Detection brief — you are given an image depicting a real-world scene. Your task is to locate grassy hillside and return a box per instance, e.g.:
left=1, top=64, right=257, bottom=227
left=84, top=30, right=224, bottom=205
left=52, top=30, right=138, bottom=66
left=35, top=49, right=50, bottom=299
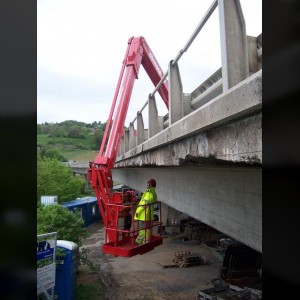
left=62, top=149, right=99, bottom=162
left=37, top=134, right=99, bottom=162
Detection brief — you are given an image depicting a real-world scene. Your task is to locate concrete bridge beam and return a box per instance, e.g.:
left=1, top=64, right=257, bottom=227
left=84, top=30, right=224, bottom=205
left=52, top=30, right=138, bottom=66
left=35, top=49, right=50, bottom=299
left=112, top=166, right=262, bottom=253
left=169, top=60, right=183, bottom=125
left=137, top=111, right=145, bottom=145
left=158, top=116, right=164, bottom=133
left=144, top=129, right=148, bottom=142
left=119, top=135, right=125, bottom=156
left=129, top=123, right=136, bottom=149
left=124, top=129, right=129, bottom=153
left=148, top=94, right=159, bottom=138
left=247, top=35, right=260, bottom=74
left=218, top=0, right=249, bottom=91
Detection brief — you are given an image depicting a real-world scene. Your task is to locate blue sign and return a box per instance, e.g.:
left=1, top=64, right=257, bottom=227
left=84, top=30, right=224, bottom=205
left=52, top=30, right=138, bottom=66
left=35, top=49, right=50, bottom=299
left=37, top=248, right=54, bottom=260
left=37, top=240, right=55, bottom=261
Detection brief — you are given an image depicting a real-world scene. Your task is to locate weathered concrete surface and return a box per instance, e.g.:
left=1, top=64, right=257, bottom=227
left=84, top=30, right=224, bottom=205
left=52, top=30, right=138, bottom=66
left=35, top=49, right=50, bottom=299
left=115, top=70, right=262, bottom=168
left=112, top=166, right=262, bottom=253
left=115, top=112, right=261, bottom=167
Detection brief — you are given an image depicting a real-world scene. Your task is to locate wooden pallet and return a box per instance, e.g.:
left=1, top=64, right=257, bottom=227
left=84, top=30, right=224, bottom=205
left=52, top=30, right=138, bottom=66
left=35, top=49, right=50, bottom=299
left=158, top=250, right=207, bottom=268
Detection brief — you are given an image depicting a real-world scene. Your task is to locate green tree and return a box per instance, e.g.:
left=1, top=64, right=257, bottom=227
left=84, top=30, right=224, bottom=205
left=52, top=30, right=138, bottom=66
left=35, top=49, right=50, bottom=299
left=37, top=204, right=87, bottom=246
left=40, top=146, right=68, bottom=162
left=37, top=124, right=42, bottom=134
left=37, top=156, right=85, bottom=203
left=94, top=128, right=104, bottom=150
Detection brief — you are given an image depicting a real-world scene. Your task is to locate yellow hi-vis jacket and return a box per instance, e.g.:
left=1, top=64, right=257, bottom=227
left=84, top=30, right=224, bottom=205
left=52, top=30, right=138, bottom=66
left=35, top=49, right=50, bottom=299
left=134, top=187, right=157, bottom=221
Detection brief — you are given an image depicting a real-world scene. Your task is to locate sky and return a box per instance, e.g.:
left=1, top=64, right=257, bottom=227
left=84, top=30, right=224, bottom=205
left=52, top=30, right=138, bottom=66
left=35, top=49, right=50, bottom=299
left=37, top=0, right=261, bottom=126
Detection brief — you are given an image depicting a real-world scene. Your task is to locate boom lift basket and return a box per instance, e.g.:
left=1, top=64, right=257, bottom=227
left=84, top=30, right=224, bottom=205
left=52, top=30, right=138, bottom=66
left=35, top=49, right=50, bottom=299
left=103, top=191, right=163, bottom=257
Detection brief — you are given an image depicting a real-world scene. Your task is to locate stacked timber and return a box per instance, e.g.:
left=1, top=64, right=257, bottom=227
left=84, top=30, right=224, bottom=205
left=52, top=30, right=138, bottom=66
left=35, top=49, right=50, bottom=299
left=158, top=250, right=207, bottom=268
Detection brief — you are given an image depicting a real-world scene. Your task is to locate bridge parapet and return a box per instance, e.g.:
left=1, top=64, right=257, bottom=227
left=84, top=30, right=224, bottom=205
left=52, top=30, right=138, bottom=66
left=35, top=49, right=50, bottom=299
left=116, top=70, right=261, bottom=168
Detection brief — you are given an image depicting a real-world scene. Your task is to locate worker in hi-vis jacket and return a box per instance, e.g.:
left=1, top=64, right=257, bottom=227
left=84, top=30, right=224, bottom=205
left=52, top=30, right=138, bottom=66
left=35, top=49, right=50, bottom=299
left=134, top=179, right=157, bottom=245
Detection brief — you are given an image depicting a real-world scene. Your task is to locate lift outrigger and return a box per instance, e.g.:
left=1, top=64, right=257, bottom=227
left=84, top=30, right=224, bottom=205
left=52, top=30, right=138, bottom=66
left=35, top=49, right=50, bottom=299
left=87, top=37, right=168, bottom=257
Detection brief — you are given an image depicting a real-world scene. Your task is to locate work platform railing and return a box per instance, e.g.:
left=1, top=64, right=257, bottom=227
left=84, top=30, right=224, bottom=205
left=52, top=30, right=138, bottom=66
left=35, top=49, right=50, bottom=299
left=103, top=199, right=163, bottom=257
left=117, top=0, right=262, bottom=158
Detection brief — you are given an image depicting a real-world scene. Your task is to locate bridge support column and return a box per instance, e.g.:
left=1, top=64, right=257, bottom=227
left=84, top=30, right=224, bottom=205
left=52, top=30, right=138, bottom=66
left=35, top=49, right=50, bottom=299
left=169, top=60, right=183, bottom=125
left=183, top=93, right=193, bottom=116
left=137, top=111, right=145, bottom=145
left=83, top=173, right=90, bottom=189
left=247, top=35, right=260, bottom=74
left=129, top=123, right=136, bottom=149
left=148, top=94, right=158, bottom=138
left=218, top=0, right=249, bottom=90
left=119, top=135, right=125, bottom=155
left=144, top=129, right=148, bottom=141
left=158, top=116, right=164, bottom=132
left=124, top=129, right=129, bottom=153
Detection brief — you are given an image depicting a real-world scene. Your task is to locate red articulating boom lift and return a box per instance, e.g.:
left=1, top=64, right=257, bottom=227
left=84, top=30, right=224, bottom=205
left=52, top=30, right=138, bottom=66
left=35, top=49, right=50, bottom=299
left=87, top=36, right=169, bottom=257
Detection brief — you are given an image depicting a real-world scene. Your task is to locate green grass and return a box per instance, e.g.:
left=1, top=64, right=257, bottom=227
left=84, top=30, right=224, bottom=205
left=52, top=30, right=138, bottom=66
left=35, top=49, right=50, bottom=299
left=37, top=134, right=99, bottom=162
left=37, top=134, right=95, bottom=149
left=37, top=134, right=50, bottom=145
left=76, top=282, right=104, bottom=300
left=60, top=149, right=98, bottom=162
left=76, top=264, right=105, bottom=299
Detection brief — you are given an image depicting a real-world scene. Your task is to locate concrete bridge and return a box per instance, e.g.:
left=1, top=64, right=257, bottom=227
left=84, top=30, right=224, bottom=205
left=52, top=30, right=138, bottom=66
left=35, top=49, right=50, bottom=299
left=71, top=0, right=262, bottom=253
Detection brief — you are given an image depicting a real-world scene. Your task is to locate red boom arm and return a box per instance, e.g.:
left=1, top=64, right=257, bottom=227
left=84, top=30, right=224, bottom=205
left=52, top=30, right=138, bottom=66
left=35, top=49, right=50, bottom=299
left=88, top=37, right=168, bottom=244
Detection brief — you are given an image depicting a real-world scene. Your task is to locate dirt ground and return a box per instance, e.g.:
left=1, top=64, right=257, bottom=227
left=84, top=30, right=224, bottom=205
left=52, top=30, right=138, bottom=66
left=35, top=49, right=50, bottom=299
left=79, top=220, right=224, bottom=300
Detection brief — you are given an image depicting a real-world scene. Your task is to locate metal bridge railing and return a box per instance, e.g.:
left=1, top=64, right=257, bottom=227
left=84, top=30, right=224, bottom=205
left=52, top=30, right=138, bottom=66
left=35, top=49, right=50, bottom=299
left=131, top=0, right=218, bottom=124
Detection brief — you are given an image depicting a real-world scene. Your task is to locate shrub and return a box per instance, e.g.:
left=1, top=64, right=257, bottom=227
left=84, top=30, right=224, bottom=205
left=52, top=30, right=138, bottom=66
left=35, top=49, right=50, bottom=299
left=37, top=204, right=87, bottom=247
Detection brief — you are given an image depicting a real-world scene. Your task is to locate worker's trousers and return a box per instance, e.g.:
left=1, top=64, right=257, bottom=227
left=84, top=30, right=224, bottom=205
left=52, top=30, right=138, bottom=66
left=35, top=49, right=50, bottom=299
left=135, top=221, right=152, bottom=244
